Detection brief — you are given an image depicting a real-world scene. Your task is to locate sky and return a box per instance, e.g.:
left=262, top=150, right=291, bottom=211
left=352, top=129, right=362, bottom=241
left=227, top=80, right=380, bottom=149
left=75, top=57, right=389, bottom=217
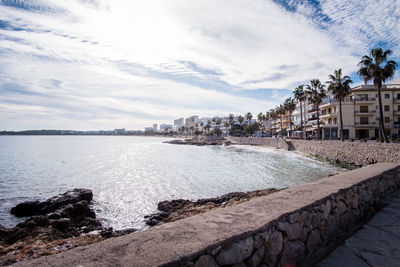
left=0, top=0, right=399, bottom=130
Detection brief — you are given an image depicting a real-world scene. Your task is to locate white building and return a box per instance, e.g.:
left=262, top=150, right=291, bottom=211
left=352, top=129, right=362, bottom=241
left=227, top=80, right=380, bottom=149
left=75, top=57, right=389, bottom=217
left=152, top=124, right=158, bottom=131
left=185, top=116, right=199, bottom=127
left=160, top=124, right=173, bottom=132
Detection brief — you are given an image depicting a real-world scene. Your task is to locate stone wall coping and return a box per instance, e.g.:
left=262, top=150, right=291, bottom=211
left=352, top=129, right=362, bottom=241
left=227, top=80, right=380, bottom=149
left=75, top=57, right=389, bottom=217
left=14, top=163, right=400, bottom=267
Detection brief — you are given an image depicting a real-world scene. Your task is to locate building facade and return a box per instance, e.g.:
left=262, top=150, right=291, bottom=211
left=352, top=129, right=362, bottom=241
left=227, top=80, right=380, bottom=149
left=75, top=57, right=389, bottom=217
left=318, top=83, right=400, bottom=140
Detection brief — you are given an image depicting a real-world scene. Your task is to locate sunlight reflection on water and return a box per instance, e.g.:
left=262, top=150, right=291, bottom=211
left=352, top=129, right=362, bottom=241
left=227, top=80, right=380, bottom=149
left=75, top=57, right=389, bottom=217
left=0, top=136, right=345, bottom=230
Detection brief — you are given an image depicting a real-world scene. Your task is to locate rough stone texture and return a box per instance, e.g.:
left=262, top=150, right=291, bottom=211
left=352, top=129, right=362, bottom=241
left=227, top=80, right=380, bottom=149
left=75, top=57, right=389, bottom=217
left=194, top=255, right=219, bottom=267
left=280, top=241, right=306, bottom=265
left=228, top=137, right=400, bottom=166
left=263, top=230, right=283, bottom=266
left=12, top=163, right=400, bottom=267
left=215, top=237, right=253, bottom=265
left=277, top=222, right=302, bottom=240
left=246, top=245, right=264, bottom=267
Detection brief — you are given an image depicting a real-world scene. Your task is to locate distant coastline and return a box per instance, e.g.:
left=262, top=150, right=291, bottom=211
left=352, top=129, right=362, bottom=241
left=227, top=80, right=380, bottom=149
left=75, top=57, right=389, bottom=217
left=0, top=130, right=178, bottom=137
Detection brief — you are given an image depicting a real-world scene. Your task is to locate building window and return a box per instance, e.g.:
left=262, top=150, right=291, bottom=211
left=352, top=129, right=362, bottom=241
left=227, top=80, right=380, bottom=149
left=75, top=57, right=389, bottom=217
left=384, top=94, right=390, bottom=99
left=385, top=117, right=390, bottom=123
left=397, top=94, right=400, bottom=100
left=360, top=117, right=369, bottom=124
left=360, top=106, right=369, bottom=113
left=384, top=105, right=390, bottom=112
left=398, top=105, right=400, bottom=111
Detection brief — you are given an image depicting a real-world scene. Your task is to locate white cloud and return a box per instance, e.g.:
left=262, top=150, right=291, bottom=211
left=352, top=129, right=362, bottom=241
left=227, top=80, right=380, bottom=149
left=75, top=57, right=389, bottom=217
left=0, top=0, right=398, bottom=130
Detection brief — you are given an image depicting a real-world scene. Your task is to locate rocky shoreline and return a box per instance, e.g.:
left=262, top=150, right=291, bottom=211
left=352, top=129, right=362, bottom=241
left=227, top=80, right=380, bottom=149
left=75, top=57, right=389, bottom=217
left=144, top=188, right=282, bottom=226
left=0, top=189, right=135, bottom=266
left=163, top=136, right=231, bottom=146
left=0, top=187, right=282, bottom=265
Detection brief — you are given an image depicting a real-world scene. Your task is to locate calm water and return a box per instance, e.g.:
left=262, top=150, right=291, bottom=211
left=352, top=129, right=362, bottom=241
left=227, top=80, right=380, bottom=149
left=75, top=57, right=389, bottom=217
left=0, top=136, right=345, bottom=230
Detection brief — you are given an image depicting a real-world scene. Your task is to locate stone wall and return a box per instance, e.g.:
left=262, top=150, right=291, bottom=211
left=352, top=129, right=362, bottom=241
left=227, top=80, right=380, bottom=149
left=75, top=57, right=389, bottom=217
left=228, top=137, right=289, bottom=150
left=16, top=163, right=400, bottom=267
left=229, top=137, right=400, bottom=166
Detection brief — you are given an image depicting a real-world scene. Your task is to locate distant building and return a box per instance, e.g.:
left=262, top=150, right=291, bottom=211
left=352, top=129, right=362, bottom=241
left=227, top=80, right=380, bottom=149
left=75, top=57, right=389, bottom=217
left=152, top=124, right=158, bottom=132
left=185, top=116, right=199, bottom=127
left=174, top=118, right=184, bottom=126
left=144, top=127, right=154, bottom=132
left=174, top=118, right=185, bottom=131
left=113, top=128, right=125, bottom=135
left=160, top=124, right=173, bottom=132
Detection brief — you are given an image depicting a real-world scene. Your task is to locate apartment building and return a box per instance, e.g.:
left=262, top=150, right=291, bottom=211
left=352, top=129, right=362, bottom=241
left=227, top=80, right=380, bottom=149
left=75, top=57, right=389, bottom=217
left=318, top=83, right=400, bottom=140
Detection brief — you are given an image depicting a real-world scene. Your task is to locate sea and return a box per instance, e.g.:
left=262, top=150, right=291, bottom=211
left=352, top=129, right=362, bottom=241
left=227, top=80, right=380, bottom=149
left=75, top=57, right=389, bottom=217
left=0, top=136, right=345, bottom=230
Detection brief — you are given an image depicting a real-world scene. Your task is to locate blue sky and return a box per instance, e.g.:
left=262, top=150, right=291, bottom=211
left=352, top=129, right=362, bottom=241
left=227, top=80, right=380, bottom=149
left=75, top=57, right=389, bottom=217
left=0, top=0, right=399, bottom=130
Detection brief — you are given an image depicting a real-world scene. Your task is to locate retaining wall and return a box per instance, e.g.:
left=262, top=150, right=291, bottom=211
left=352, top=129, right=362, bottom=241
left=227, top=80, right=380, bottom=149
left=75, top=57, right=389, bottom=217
left=16, top=163, right=400, bottom=267
left=229, top=137, right=400, bottom=166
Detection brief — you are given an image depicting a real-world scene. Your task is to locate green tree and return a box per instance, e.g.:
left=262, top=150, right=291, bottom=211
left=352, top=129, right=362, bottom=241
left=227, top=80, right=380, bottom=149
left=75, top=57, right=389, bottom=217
left=228, top=114, right=234, bottom=126
left=306, top=79, right=326, bottom=140
left=326, top=69, right=353, bottom=141
left=284, top=97, right=296, bottom=137
left=224, top=122, right=229, bottom=136
left=358, top=48, right=398, bottom=143
left=238, top=115, right=244, bottom=125
left=213, top=127, right=222, bottom=136
left=245, top=112, right=252, bottom=125
left=293, top=85, right=306, bottom=138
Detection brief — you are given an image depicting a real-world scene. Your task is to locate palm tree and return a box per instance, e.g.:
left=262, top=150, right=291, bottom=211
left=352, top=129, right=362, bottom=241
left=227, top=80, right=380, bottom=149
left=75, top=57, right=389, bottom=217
left=326, top=69, right=353, bottom=141
left=284, top=97, right=296, bottom=137
left=277, top=105, right=285, bottom=134
left=238, top=115, right=244, bottom=125
left=357, top=67, right=372, bottom=86
left=293, top=85, right=306, bottom=138
left=245, top=112, right=253, bottom=125
left=228, top=114, right=234, bottom=125
left=268, top=109, right=277, bottom=134
left=306, top=79, right=326, bottom=140
left=224, top=122, right=229, bottom=136
left=257, top=112, right=264, bottom=131
left=358, top=48, right=398, bottom=143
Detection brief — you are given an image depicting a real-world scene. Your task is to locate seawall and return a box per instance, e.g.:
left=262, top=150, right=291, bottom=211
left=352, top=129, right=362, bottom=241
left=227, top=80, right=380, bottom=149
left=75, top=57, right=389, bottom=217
left=229, top=137, right=400, bottom=166
left=14, top=163, right=400, bottom=266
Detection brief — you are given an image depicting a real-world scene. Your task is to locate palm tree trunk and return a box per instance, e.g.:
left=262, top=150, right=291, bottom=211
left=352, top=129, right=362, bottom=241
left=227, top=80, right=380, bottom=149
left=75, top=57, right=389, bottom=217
left=317, top=104, right=320, bottom=140
left=300, top=101, right=303, bottom=132
left=289, top=114, right=292, bottom=137
left=303, top=102, right=307, bottom=140
left=339, top=99, right=344, bottom=141
left=377, top=84, right=389, bottom=143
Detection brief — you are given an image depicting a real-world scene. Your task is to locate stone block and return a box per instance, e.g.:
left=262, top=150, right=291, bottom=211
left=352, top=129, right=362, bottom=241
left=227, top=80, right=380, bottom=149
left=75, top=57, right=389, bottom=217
left=195, top=255, right=219, bottom=267
left=216, top=237, right=253, bottom=266
left=280, top=241, right=306, bottom=265
left=246, top=245, right=265, bottom=267
left=277, top=222, right=302, bottom=240
left=307, top=229, right=321, bottom=251
left=263, top=231, right=283, bottom=266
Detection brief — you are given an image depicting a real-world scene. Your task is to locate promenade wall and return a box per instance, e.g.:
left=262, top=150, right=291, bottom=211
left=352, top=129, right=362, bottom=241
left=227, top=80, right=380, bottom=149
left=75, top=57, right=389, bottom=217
left=229, top=137, right=400, bottom=166
left=16, top=163, right=400, bottom=267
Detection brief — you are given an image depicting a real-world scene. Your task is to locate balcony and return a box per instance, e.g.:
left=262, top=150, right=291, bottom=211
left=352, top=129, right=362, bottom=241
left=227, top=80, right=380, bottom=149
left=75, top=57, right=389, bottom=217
left=354, top=97, right=376, bottom=103
left=320, top=99, right=337, bottom=108
left=320, top=112, right=337, bottom=118
left=355, top=122, right=377, bottom=127
left=395, top=110, right=400, bottom=115
left=355, top=110, right=376, bottom=116
left=394, top=122, right=400, bottom=128
left=394, top=98, right=400, bottom=104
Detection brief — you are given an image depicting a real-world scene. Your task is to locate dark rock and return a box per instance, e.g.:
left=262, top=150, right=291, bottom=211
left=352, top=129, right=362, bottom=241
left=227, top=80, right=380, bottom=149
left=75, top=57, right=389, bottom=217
left=10, top=189, right=93, bottom=217
left=51, top=218, right=71, bottom=231
left=145, top=188, right=281, bottom=226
